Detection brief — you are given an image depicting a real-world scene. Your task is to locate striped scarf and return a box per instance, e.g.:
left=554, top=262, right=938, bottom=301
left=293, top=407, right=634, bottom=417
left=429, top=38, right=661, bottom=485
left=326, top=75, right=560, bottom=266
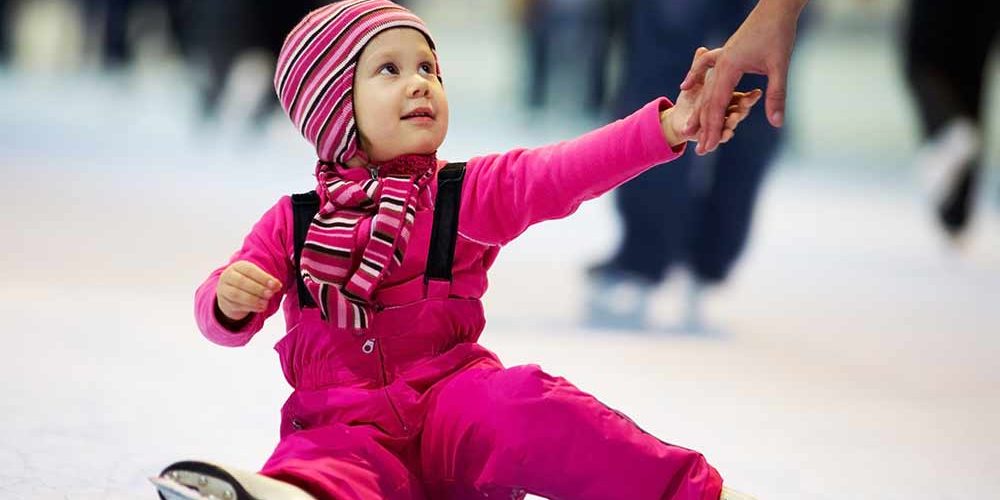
left=300, top=154, right=436, bottom=330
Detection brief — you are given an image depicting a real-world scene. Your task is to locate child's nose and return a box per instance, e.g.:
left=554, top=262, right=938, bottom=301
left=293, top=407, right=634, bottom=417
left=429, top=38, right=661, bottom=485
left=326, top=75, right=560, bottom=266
left=407, top=75, right=430, bottom=97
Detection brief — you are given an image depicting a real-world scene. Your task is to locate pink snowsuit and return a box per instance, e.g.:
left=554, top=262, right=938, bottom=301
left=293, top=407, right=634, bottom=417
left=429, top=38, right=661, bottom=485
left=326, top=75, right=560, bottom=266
left=195, top=99, right=723, bottom=500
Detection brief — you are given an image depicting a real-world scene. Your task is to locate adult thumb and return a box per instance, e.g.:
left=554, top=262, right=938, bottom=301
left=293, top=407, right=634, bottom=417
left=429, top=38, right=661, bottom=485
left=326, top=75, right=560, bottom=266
left=765, top=67, right=788, bottom=128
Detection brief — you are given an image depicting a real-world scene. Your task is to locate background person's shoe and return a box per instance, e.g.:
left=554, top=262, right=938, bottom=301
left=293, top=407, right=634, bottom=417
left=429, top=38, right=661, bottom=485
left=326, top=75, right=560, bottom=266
left=915, top=118, right=981, bottom=238
left=584, top=262, right=654, bottom=330
left=936, top=159, right=979, bottom=239
left=659, top=272, right=728, bottom=337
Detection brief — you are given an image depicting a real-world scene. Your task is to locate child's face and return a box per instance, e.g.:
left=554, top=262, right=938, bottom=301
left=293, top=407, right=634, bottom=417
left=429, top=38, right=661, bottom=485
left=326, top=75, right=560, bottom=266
left=353, top=28, right=449, bottom=163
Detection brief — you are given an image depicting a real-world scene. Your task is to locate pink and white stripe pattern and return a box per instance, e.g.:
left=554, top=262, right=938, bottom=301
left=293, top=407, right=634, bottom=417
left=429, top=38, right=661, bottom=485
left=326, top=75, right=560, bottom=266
left=301, top=160, right=435, bottom=330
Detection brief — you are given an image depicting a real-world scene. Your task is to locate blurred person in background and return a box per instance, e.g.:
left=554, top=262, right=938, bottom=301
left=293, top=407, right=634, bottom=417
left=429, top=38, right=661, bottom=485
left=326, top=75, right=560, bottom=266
left=587, top=0, right=809, bottom=332
left=77, top=0, right=319, bottom=132
left=0, top=0, right=10, bottom=65
left=188, top=0, right=316, bottom=131
left=0, top=0, right=8, bottom=65
left=903, top=0, right=999, bottom=241
left=81, top=0, right=194, bottom=68
left=519, top=0, right=624, bottom=113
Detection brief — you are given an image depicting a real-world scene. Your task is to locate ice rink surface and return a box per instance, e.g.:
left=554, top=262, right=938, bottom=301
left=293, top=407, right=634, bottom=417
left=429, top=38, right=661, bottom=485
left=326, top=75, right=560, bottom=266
left=2, top=1, right=999, bottom=498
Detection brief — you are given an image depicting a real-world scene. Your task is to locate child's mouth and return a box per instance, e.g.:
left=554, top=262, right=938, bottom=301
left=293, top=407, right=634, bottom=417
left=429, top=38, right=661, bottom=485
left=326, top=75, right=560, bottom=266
left=402, top=108, right=435, bottom=122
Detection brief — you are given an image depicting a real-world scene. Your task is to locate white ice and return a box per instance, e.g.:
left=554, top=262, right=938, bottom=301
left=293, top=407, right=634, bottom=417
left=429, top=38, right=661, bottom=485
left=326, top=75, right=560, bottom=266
left=1, top=1, right=999, bottom=499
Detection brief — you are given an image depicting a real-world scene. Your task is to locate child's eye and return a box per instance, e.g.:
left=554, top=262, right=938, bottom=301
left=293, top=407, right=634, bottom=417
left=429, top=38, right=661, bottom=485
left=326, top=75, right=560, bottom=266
left=419, top=63, right=435, bottom=75
left=379, top=63, right=399, bottom=75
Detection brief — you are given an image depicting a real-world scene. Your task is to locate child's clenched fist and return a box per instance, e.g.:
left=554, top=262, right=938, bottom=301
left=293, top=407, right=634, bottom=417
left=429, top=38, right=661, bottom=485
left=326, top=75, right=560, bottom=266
left=216, top=260, right=282, bottom=324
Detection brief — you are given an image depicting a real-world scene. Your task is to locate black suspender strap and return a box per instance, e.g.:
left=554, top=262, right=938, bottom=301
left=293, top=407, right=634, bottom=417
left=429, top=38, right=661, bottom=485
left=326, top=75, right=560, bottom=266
left=425, top=162, right=466, bottom=282
left=290, top=162, right=467, bottom=309
left=291, top=191, right=321, bottom=309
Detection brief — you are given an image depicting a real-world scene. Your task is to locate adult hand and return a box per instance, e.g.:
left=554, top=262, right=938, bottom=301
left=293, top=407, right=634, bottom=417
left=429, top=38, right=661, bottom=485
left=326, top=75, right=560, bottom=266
left=680, top=0, right=807, bottom=155
left=662, top=48, right=762, bottom=147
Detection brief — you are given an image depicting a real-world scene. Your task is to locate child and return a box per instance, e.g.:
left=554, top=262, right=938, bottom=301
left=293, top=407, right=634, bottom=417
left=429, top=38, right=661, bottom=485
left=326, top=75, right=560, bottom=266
left=153, top=1, right=761, bottom=499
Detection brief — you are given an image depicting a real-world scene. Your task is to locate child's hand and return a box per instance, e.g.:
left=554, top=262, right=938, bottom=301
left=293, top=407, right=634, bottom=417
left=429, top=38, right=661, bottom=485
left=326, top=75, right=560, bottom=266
left=661, top=47, right=762, bottom=151
left=216, top=260, right=283, bottom=322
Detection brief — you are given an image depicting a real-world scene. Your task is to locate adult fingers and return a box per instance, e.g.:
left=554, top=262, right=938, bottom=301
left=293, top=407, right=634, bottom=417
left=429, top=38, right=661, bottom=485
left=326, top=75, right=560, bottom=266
left=695, top=61, right=742, bottom=155
left=682, top=48, right=722, bottom=136
left=680, top=47, right=721, bottom=90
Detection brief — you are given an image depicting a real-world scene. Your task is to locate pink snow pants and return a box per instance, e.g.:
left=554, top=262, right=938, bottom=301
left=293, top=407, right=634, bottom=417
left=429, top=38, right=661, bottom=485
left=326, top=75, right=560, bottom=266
left=259, top=354, right=721, bottom=500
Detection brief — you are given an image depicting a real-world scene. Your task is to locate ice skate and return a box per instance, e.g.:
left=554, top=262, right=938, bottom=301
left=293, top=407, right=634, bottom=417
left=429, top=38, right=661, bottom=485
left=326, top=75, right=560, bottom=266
left=914, top=118, right=981, bottom=238
left=720, top=485, right=758, bottom=500
left=680, top=275, right=707, bottom=333
left=151, top=461, right=316, bottom=500
left=584, top=262, right=653, bottom=330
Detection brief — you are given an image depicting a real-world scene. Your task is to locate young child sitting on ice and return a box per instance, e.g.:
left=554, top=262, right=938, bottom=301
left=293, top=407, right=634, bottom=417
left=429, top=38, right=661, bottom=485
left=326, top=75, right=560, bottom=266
left=153, top=1, right=762, bottom=499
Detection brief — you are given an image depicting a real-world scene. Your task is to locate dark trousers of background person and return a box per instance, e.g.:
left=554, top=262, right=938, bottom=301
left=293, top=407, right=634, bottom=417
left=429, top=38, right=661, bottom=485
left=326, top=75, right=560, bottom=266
left=903, top=0, right=999, bottom=235
left=598, top=0, right=782, bottom=287
left=95, top=0, right=193, bottom=67
left=189, top=0, right=315, bottom=127
left=524, top=0, right=625, bottom=111
left=0, top=0, right=9, bottom=63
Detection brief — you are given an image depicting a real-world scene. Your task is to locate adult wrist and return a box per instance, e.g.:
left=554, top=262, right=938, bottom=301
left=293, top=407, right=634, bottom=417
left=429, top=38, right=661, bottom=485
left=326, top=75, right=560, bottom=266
left=757, top=0, right=807, bottom=20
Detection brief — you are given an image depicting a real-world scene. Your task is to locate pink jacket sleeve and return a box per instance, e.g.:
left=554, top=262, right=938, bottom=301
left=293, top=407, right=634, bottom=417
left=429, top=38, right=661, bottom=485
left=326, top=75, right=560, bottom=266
left=459, top=98, right=685, bottom=246
left=194, top=197, right=293, bottom=347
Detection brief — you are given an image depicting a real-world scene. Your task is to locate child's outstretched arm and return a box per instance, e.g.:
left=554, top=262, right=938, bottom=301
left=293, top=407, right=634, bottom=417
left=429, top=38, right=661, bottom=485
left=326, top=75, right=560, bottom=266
left=457, top=49, right=761, bottom=247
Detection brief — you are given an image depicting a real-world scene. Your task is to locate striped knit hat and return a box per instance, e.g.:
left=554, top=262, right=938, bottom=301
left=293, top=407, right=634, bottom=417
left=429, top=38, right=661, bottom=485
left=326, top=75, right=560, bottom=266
left=274, top=0, right=439, bottom=164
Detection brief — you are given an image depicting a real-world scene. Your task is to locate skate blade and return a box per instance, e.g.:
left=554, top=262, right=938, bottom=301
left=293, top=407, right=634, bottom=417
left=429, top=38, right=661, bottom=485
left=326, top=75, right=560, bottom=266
left=150, top=475, right=209, bottom=499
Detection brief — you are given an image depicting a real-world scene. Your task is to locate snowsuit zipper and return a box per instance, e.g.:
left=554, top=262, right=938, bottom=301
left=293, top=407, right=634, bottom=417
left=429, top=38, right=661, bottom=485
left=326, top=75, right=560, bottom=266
left=375, top=339, right=408, bottom=433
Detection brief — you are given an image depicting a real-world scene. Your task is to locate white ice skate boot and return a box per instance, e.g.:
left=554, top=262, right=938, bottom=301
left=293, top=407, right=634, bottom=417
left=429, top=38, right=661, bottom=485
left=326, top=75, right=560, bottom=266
left=720, top=485, right=758, bottom=500
left=917, top=119, right=978, bottom=202
left=914, top=118, right=981, bottom=238
left=151, top=461, right=316, bottom=500
left=584, top=264, right=653, bottom=330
